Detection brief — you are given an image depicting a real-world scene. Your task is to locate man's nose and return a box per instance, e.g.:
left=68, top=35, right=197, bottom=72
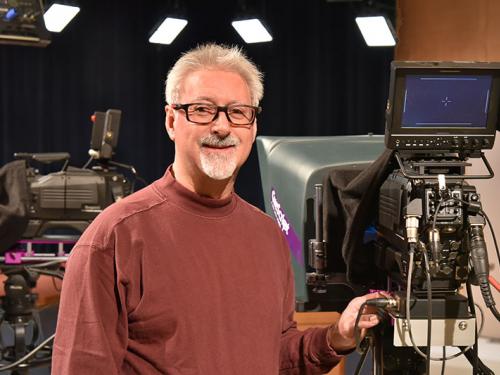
left=210, top=110, right=231, bottom=137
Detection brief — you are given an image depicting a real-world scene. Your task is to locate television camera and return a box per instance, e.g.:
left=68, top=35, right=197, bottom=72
left=13, top=108, right=133, bottom=240
left=369, top=61, right=500, bottom=374
left=0, top=108, right=139, bottom=374
left=257, top=61, right=500, bottom=374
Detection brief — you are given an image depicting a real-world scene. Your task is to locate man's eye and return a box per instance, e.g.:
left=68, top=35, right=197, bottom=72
left=191, top=105, right=213, bottom=113
left=229, top=107, right=251, bottom=118
left=230, top=108, right=244, bottom=115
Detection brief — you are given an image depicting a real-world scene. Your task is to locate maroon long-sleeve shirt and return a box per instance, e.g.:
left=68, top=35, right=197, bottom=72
left=52, top=169, right=342, bottom=374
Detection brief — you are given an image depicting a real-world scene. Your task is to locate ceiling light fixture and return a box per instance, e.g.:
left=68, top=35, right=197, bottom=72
left=149, top=17, right=187, bottom=45
left=43, top=3, right=80, bottom=33
left=355, top=15, right=396, bottom=47
left=232, top=18, right=272, bottom=44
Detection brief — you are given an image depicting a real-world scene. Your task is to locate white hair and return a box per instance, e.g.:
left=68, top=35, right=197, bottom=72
left=165, top=43, right=264, bottom=106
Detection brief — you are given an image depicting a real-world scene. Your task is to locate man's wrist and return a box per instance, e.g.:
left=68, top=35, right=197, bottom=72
left=326, top=323, right=355, bottom=354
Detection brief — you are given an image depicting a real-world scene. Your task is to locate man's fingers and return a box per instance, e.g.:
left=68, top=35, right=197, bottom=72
left=349, top=292, right=391, bottom=313
left=357, top=314, right=379, bottom=323
left=357, top=314, right=380, bottom=329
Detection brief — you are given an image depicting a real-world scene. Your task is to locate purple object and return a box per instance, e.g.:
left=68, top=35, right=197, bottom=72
left=5, top=251, right=27, bottom=264
left=270, top=188, right=304, bottom=265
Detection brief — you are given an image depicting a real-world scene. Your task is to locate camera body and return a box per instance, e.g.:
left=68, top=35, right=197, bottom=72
left=257, top=62, right=500, bottom=373
left=19, top=161, right=130, bottom=238
left=377, top=61, right=500, bottom=295
left=376, top=168, right=472, bottom=293
left=14, top=109, right=132, bottom=239
left=372, top=63, right=500, bottom=363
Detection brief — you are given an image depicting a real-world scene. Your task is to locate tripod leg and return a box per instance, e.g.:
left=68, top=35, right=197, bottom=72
left=12, top=324, right=28, bottom=375
left=372, top=328, right=384, bottom=375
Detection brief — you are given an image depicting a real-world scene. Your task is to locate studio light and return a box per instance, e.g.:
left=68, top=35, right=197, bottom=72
left=232, top=18, right=272, bottom=44
left=43, top=3, right=80, bottom=33
left=355, top=15, right=396, bottom=47
left=149, top=17, right=187, bottom=45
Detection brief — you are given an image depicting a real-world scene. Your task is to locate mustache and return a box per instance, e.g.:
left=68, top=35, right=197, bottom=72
left=199, top=134, right=240, bottom=147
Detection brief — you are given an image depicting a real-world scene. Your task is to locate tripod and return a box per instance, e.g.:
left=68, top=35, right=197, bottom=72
left=0, top=267, right=52, bottom=374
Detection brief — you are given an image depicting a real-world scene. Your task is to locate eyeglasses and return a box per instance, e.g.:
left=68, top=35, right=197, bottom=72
left=172, top=103, right=262, bottom=126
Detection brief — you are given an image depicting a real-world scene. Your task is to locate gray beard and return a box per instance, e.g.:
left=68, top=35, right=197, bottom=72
left=198, top=134, right=240, bottom=180
left=200, top=150, right=238, bottom=180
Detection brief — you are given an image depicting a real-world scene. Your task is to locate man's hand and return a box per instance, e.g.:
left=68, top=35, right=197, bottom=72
left=327, top=292, right=385, bottom=353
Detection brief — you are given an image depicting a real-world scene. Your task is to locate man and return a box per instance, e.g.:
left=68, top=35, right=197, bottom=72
left=52, top=43, right=380, bottom=374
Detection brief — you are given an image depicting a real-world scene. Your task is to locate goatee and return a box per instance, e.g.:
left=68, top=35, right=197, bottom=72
left=199, top=134, right=240, bottom=180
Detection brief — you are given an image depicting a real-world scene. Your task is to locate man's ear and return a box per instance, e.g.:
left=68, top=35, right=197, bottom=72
left=165, top=104, right=176, bottom=141
left=251, top=120, right=258, bottom=143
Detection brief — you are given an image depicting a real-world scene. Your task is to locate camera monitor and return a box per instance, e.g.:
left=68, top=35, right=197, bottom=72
left=385, top=61, right=500, bottom=152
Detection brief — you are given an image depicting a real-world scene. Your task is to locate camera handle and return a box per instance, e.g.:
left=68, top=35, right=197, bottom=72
left=394, top=151, right=494, bottom=180
left=307, top=184, right=328, bottom=293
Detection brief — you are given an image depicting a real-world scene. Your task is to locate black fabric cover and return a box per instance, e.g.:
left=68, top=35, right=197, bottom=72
left=0, top=160, right=29, bottom=253
left=323, top=149, right=395, bottom=284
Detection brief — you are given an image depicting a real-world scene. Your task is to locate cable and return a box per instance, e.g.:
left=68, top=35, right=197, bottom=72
left=51, top=276, right=61, bottom=292
left=353, top=298, right=391, bottom=353
left=489, top=305, right=500, bottom=320
left=423, top=250, right=432, bottom=375
left=466, top=279, right=480, bottom=375
left=441, top=346, right=446, bottom=375
left=474, top=303, right=485, bottom=336
left=452, top=196, right=499, bottom=267
left=108, top=160, right=148, bottom=187
left=451, top=196, right=500, bottom=321
left=468, top=222, right=500, bottom=321
left=405, top=247, right=472, bottom=361
left=0, top=334, right=54, bottom=371
left=479, top=209, right=500, bottom=267
left=435, top=298, right=489, bottom=373
left=353, top=298, right=393, bottom=375
left=23, top=259, right=65, bottom=268
left=24, top=267, right=64, bottom=280
left=432, top=199, right=444, bottom=232
left=354, top=301, right=368, bottom=353
left=459, top=346, right=495, bottom=375
left=82, top=156, right=93, bottom=169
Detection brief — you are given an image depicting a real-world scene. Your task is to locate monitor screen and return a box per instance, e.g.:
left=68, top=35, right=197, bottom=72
left=401, top=75, right=492, bottom=128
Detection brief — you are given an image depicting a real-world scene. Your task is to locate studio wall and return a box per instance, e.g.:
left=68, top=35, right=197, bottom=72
left=0, top=0, right=394, bottom=209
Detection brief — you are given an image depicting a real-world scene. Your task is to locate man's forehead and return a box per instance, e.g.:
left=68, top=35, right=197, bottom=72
left=179, top=69, right=251, bottom=101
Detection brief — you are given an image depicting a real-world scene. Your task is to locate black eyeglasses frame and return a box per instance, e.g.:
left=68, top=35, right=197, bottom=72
left=172, top=103, right=262, bottom=125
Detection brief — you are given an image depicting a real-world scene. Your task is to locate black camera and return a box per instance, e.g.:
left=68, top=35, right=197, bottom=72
left=367, top=61, right=500, bottom=374
left=377, top=61, right=498, bottom=299
left=257, top=61, right=500, bottom=374
left=0, top=109, right=134, bottom=252
left=0, top=109, right=140, bottom=373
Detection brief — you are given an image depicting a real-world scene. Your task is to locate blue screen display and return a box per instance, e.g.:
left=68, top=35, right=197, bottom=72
left=401, top=75, right=492, bottom=128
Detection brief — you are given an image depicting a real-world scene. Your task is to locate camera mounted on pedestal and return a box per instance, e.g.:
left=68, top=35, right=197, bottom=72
left=0, top=108, right=141, bottom=373
left=364, top=61, right=500, bottom=375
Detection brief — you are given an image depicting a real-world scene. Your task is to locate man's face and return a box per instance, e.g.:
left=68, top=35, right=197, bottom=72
left=165, top=70, right=257, bottom=181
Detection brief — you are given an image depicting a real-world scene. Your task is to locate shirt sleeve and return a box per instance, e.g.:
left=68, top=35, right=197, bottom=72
left=278, top=235, right=344, bottom=374
left=51, top=243, right=128, bottom=374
